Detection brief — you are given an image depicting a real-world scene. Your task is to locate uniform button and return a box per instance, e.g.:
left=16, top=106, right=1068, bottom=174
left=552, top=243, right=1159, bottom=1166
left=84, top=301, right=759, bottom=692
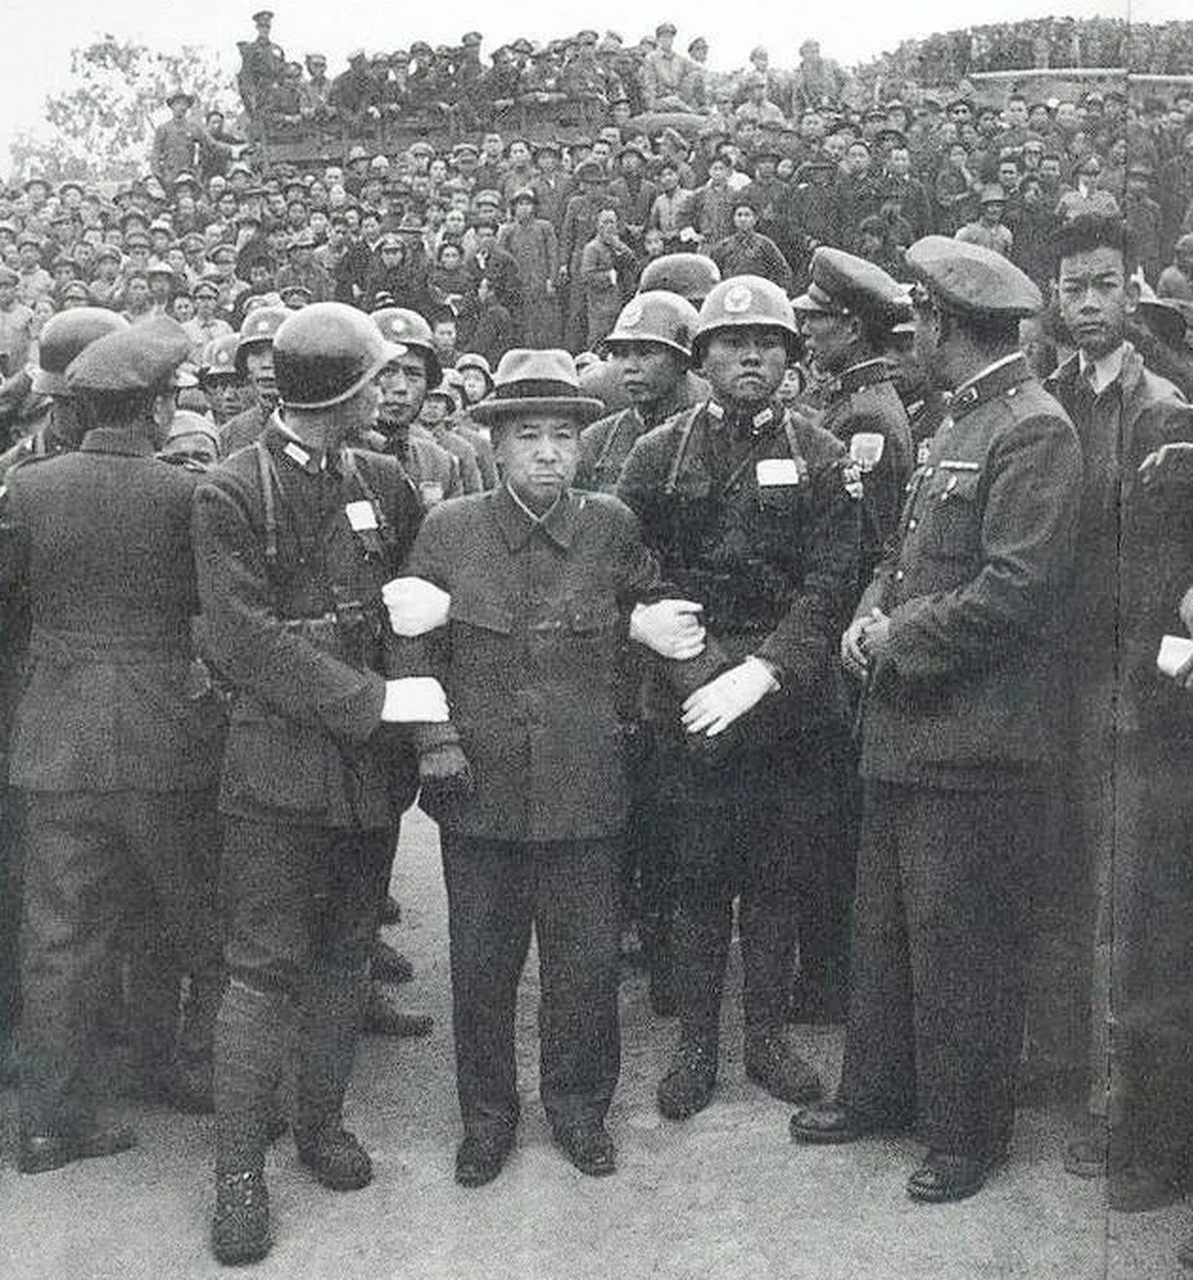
left=894, top=570, right=905, bottom=582
left=924, top=467, right=934, bottom=477
left=907, top=518, right=917, bottom=531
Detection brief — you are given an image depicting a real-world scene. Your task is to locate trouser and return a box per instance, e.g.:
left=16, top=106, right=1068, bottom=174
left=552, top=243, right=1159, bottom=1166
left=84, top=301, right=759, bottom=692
left=214, top=816, right=390, bottom=1173
left=0, top=786, right=23, bottom=1053
left=838, top=781, right=1041, bottom=1161
left=440, top=833, right=621, bottom=1138
left=656, top=746, right=840, bottom=1040
left=19, top=788, right=222, bottom=1135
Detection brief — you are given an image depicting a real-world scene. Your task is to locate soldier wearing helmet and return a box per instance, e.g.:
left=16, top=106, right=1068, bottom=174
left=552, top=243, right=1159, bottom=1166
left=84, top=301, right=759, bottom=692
left=192, top=302, right=450, bottom=1264
left=578, top=291, right=699, bottom=493
left=617, top=274, right=861, bottom=1121
left=198, top=332, right=248, bottom=427
left=371, top=307, right=484, bottom=494
left=216, top=305, right=288, bottom=456
left=580, top=253, right=719, bottom=415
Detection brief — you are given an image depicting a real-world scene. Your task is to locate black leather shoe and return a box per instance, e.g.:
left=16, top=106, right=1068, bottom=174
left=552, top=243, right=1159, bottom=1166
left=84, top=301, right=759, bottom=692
left=744, top=1027, right=823, bottom=1104
left=212, top=1169, right=271, bottom=1265
left=907, top=1151, right=992, bottom=1203
left=19, top=1122, right=137, bottom=1174
left=789, top=1102, right=872, bottom=1145
left=364, top=984, right=434, bottom=1038
left=455, top=1131, right=514, bottom=1187
left=371, top=940, right=414, bottom=985
left=553, top=1121, right=616, bottom=1177
left=296, top=1127, right=373, bottom=1191
left=657, top=1037, right=717, bottom=1120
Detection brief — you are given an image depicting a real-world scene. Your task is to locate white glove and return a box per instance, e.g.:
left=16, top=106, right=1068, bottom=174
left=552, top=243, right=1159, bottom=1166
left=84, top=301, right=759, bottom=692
left=381, top=677, right=449, bottom=723
left=382, top=576, right=451, bottom=636
left=629, top=599, right=706, bottom=660
left=681, top=657, right=779, bottom=737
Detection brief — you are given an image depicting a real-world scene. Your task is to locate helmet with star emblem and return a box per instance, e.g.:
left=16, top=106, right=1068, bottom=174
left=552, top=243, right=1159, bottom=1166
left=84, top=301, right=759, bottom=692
left=234, top=304, right=289, bottom=377
left=692, top=275, right=799, bottom=362
left=600, top=291, right=699, bottom=362
left=369, top=307, right=443, bottom=389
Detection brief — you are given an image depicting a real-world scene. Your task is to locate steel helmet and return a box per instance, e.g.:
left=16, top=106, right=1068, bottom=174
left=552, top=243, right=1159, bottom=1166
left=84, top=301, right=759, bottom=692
left=692, top=274, right=800, bottom=361
left=234, top=304, right=289, bottom=376
left=273, top=302, right=405, bottom=410
left=200, top=332, right=241, bottom=382
left=33, top=307, right=130, bottom=395
left=600, top=290, right=699, bottom=362
left=638, top=253, right=721, bottom=306
left=370, top=307, right=443, bottom=388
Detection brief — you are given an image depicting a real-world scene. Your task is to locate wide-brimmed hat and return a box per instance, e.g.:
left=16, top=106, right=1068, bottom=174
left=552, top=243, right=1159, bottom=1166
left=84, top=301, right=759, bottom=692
left=470, top=348, right=604, bottom=426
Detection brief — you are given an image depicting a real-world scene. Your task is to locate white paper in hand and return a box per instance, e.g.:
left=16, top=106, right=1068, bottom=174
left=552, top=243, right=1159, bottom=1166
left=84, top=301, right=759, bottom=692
left=1157, top=634, right=1193, bottom=679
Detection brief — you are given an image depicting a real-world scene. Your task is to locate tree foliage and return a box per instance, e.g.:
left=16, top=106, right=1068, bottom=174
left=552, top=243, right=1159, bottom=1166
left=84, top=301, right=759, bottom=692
left=10, top=34, right=239, bottom=185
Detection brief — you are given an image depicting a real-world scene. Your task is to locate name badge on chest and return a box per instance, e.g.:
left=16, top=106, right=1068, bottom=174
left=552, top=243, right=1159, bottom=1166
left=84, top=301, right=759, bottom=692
left=345, top=499, right=379, bottom=531
left=756, top=457, right=804, bottom=487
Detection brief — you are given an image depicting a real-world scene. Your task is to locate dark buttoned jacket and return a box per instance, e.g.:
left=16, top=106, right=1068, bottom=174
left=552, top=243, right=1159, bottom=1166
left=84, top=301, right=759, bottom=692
left=857, top=353, right=1082, bottom=788
left=0, top=427, right=223, bottom=792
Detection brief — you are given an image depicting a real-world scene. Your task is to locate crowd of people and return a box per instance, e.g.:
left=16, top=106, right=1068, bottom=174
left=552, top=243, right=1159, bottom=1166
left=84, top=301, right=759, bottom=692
left=4, top=11, right=1193, bottom=1276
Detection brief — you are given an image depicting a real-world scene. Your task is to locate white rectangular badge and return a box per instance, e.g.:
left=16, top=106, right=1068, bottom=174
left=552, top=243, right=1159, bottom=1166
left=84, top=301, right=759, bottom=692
left=756, top=458, right=801, bottom=487
left=345, top=500, right=379, bottom=531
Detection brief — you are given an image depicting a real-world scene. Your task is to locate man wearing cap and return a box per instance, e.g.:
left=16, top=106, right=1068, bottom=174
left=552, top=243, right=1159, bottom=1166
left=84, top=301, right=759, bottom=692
left=1, top=317, right=226, bottom=1173
left=791, top=237, right=1082, bottom=1205
left=618, top=275, right=860, bottom=1120
left=387, top=346, right=709, bottom=1187
left=709, top=196, right=792, bottom=292
left=238, top=10, right=286, bottom=119
left=276, top=231, right=335, bottom=303
left=498, top=189, right=561, bottom=348
left=217, top=305, right=287, bottom=456
left=956, top=185, right=1014, bottom=257
left=192, top=303, right=449, bottom=1263
left=794, top=246, right=914, bottom=584
left=183, top=280, right=235, bottom=364
left=152, top=91, right=210, bottom=189
left=0, top=266, right=34, bottom=384
left=641, top=23, right=699, bottom=114
left=1039, top=214, right=1193, bottom=1209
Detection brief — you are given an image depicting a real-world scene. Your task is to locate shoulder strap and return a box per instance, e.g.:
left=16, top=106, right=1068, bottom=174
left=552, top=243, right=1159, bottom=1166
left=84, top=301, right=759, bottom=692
left=254, top=439, right=279, bottom=564
left=663, top=405, right=703, bottom=495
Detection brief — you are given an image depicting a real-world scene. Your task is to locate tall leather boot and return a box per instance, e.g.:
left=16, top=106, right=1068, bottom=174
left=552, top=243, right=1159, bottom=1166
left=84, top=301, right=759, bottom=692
left=293, top=964, right=373, bottom=1191
left=211, top=979, right=291, bottom=1265
left=656, top=898, right=730, bottom=1120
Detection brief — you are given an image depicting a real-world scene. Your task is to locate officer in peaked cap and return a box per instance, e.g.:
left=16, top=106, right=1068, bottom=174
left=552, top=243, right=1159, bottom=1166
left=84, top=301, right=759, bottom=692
left=792, top=235, right=1082, bottom=1205
left=617, top=276, right=860, bottom=1120
left=192, top=303, right=448, bottom=1262
left=793, top=245, right=915, bottom=583
left=388, top=347, right=708, bottom=1189
left=3, top=316, right=224, bottom=1173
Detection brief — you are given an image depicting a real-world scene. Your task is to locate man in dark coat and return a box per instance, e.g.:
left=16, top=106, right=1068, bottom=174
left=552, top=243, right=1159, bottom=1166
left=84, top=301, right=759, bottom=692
left=791, top=237, right=1082, bottom=1205
left=388, top=348, right=709, bottom=1190
left=618, top=276, right=860, bottom=1120
left=192, top=303, right=449, bottom=1264
left=0, top=318, right=226, bottom=1173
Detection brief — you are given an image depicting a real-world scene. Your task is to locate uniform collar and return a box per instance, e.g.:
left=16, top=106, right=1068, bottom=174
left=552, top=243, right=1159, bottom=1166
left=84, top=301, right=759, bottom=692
left=79, top=426, right=156, bottom=457
left=827, top=358, right=894, bottom=397
left=706, top=397, right=780, bottom=437
left=491, top=481, right=579, bottom=551
left=946, top=352, right=1031, bottom=418
left=263, top=416, right=339, bottom=475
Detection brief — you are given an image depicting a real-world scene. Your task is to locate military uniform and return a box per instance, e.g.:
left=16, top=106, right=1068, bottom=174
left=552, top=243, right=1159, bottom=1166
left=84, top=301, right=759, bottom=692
left=802, top=240, right=1083, bottom=1195
left=619, top=386, right=859, bottom=1096
left=0, top=320, right=224, bottom=1160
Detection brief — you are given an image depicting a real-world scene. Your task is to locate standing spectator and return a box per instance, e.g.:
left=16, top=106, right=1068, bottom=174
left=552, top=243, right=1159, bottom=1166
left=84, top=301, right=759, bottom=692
left=497, top=190, right=561, bottom=348
left=579, top=209, right=636, bottom=350
left=708, top=198, right=792, bottom=291
left=956, top=186, right=1014, bottom=256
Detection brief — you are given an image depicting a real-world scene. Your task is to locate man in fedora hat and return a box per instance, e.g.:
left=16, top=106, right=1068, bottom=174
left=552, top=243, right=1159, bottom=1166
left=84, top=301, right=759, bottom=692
left=385, top=347, right=714, bottom=1189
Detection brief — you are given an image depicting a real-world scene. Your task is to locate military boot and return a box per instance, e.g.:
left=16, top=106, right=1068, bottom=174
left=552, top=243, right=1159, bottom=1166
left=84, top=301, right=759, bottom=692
left=657, top=1027, right=718, bottom=1120
left=744, top=1023, right=823, bottom=1104
left=293, top=964, right=373, bottom=1191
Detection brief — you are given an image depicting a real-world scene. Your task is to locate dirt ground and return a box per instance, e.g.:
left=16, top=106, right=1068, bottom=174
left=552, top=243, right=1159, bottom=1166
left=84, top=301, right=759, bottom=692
left=0, top=808, right=1185, bottom=1280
